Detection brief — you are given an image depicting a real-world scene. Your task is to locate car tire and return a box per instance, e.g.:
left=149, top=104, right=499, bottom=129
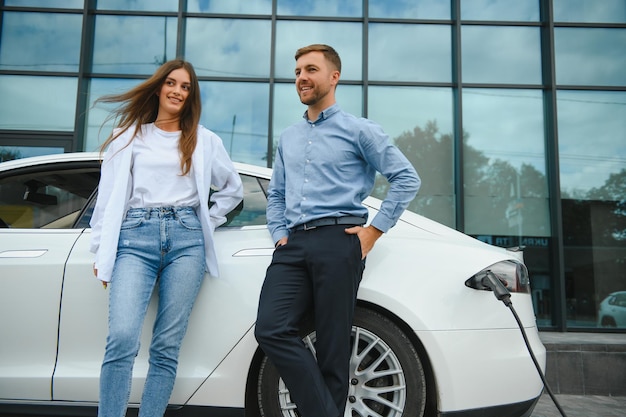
left=600, top=316, right=617, bottom=327
left=257, top=306, right=427, bottom=417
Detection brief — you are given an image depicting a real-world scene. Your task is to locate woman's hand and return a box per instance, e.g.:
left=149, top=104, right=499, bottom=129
left=93, top=263, right=107, bottom=289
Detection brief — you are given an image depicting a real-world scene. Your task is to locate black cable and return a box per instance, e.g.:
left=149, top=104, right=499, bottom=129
left=508, top=302, right=568, bottom=417
left=482, top=271, right=568, bottom=417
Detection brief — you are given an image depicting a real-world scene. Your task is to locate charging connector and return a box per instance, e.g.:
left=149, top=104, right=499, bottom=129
left=481, top=271, right=512, bottom=306
left=469, top=270, right=569, bottom=417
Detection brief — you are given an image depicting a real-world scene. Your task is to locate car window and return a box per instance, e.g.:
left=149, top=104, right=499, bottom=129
left=217, top=174, right=268, bottom=227
left=610, top=294, right=626, bottom=308
left=0, top=166, right=100, bottom=229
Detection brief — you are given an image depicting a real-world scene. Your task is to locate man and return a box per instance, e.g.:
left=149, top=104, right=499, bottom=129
left=255, top=44, right=421, bottom=417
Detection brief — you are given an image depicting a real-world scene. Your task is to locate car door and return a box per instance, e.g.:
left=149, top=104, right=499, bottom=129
left=52, top=173, right=275, bottom=405
left=0, top=163, right=99, bottom=401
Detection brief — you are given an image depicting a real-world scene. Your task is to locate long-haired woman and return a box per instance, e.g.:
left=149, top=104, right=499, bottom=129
left=90, top=59, right=243, bottom=417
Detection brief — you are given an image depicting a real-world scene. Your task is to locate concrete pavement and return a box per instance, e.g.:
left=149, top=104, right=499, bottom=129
left=531, top=392, right=626, bottom=417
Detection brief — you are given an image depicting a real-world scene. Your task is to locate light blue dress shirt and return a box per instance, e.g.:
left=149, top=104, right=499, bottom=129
left=267, top=104, right=421, bottom=243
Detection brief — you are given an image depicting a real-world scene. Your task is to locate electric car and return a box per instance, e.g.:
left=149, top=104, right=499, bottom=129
left=0, top=152, right=546, bottom=417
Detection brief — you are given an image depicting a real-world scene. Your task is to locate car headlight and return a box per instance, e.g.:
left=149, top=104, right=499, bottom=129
left=465, top=260, right=531, bottom=294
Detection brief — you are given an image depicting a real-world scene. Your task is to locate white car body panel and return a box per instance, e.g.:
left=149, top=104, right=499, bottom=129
left=0, top=229, right=82, bottom=400
left=52, top=226, right=274, bottom=404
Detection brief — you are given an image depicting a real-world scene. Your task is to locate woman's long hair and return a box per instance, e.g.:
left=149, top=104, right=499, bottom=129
left=95, top=59, right=201, bottom=175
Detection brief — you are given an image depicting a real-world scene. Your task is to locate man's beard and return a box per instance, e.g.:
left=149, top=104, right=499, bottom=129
left=299, top=85, right=330, bottom=106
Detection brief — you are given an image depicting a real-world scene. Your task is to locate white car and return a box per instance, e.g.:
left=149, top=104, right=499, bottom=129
left=0, top=152, right=546, bottom=417
left=598, top=291, right=626, bottom=328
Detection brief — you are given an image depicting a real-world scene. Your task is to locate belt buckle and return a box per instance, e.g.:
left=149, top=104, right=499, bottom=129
left=302, top=222, right=316, bottom=231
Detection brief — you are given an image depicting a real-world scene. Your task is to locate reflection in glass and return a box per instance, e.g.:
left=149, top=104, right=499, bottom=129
left=96, top=0, right=177, bottom=11
left=0, top=12, right=82, bottom=72
left=460, top=0, right=539, bottom=21
left=277, top=0, right=361, bottom=17
left=557, top=91, right=626, bottom=197
left=462, top=26, right=542, bottom=84
left=275, top=21, right=362, bottom=80
left=0, top=76, right=77, bottom=131
left=4, top=0, right=82, bottom=7
left=558, top=90, right=626, bottom=328
left=84, top=79, right=143, bottom=152
left=272, top=83, right=362, bottom=166
left=0, top=147, right=64, bottom=163
left=553, top=0, right=626, bottom=24
left=199, top=82, right=270, bottom=166
left=555, top=28, right=626, bottom=86
left=369, top=24, right=451, bottom=82
left=187, top=0, right=271, bottom=14
left=369, top=0, right=450, bottom=19
left=92, top=15, right=177, bottom=75
left=185, top=18, right=271, bottom=78
left=368, top=86, right=454, bottom=226
left=462, top=88, right=548, bottom=237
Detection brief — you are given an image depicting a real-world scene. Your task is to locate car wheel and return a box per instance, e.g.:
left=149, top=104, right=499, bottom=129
left=600, top=316, right=617, bottom=327
left=257, top=306, right=427, bottom=417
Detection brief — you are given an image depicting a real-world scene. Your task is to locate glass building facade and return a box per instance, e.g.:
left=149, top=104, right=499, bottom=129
left=0, top=0, right=624, bottom=332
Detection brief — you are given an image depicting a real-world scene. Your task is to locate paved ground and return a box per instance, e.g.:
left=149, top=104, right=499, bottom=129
left=531, top=392, right=626, bottom=417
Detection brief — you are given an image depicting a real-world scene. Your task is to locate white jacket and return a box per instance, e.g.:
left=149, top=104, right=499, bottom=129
left=89, top=124, right=244, bottom=283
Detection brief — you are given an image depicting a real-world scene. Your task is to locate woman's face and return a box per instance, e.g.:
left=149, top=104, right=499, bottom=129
left=156, top=67, right=191, bottom=119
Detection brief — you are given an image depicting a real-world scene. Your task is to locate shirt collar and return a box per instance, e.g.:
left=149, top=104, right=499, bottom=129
left=303, top=103, right=340, bottom=124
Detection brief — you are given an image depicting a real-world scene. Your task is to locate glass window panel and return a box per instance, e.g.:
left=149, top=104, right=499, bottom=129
left=92, top=15, right=177, bottom=75
left=0, top=12, right=82, bottom=72
left=462, top=88, right=549, bottom=237
left=0, top=147, right=64, bottom=163
left=460, top=0, right=540, bottom=21
left=0, top=76, right=77, bottom=131
left=187, top=0, right=272, bottom=14
left=555, top=28, right=626, bottom=87
left=557, top=91, right=626, bottom=198
left=272, top=83, right=362, bottom=166
left=368, top=86, right=454, bottom=227
left=84, top=79, right=143, bottom=152
left=462, top=26, right=542, bottom=84
left=275, top=21, right=362, bottom=80
left=369, top=0, right=450, bottom=19
left=4, top=0, right=83, bottom=7
left=557, top=90, right=626, bottom=329
left=96, top=0, right=178, bottom=12
left=199, top=81, right=270, bottom=166
left=369, top=23, right=451, bottom=82
left=277, top=0, right=361, bottom=17
left=554, top=0, right=626, bottom=24
left=185, top=18, right=271, bottom=78
left=463, top=88, right=552, bottom=326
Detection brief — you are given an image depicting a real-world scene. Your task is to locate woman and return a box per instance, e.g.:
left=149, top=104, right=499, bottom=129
left=89, top=59, right=243, bottom=417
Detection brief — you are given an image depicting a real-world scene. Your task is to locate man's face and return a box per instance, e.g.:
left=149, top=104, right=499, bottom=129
left=294, top=51, right=339, bottom=107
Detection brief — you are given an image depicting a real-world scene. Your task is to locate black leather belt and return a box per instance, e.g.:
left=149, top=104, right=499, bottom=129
left=292, top=216, right=366, bottom=231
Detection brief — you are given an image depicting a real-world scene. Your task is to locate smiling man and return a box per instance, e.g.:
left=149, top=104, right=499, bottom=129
left=255, top=44, right=421, bottom=417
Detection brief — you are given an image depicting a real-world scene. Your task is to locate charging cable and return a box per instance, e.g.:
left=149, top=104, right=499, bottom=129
left=481, top=271, right=569, bottom=417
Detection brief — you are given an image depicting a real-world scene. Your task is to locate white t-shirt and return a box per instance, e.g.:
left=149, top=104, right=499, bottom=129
left=127, top=123, right=200, bottom=208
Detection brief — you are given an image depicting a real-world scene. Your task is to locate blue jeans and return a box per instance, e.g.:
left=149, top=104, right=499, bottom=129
left=98, top=207, right=205, bottom=417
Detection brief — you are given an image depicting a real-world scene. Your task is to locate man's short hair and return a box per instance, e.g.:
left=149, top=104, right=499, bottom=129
left=295, top=44, right=342, bottom=73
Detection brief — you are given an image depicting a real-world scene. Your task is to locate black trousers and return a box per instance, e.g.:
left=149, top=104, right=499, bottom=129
left=255, top=224, right=365, bottom=417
